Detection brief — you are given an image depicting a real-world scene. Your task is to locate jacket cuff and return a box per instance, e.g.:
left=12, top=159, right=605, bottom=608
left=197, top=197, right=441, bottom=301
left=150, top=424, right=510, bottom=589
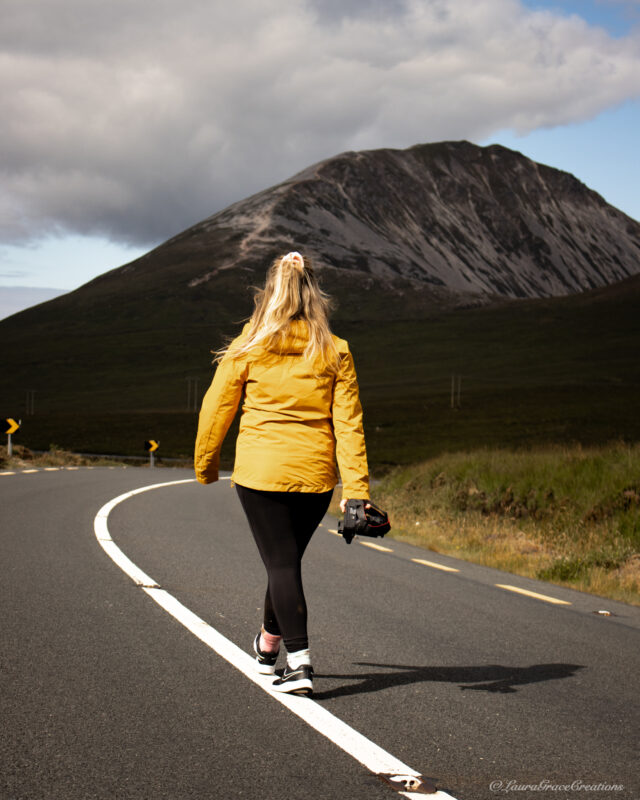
left=196, top=471, right=218, bottom=485
left=340, top=483, right=370, bottom=501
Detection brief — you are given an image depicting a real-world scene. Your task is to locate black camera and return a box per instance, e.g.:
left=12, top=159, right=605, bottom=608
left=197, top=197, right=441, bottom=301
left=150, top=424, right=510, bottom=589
left=338, top=499, right=391, bottom=545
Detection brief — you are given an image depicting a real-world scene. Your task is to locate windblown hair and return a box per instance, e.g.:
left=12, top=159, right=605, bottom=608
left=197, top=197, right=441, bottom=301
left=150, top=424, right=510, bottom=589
left=215, top=252, right=340, bottom=368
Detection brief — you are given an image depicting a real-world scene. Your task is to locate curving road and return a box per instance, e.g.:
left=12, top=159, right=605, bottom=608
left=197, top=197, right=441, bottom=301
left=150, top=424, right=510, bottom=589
left=1, top=466, right=639, bottom=800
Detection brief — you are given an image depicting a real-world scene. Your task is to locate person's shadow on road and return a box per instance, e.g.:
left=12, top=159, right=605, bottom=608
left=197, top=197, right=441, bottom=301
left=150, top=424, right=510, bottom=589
left=312, top=662, right=583, bottom=699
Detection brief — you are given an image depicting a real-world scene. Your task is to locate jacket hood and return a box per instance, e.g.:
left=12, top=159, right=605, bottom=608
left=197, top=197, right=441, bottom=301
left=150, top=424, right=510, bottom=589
left=241, top=319, right=310, bottom=354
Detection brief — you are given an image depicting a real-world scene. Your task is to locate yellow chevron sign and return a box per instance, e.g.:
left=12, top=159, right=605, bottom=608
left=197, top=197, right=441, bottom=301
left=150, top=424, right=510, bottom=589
left=4, top=418, right=20, bottom=435
left=145, top=439, right=159, bottom=452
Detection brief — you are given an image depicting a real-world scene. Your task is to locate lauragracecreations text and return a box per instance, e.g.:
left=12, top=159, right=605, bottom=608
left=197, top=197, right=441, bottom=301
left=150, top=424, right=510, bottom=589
left=489, top=779, right=625, bottom=793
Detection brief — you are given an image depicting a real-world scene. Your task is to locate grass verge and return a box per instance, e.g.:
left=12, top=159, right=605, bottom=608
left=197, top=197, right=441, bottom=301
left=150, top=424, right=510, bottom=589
left=364, top=442, right=640, bottom=606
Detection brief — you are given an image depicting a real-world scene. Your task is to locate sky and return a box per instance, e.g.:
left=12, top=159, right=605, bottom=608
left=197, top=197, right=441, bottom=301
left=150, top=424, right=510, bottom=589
left=1, top=0, right=639, bottom=293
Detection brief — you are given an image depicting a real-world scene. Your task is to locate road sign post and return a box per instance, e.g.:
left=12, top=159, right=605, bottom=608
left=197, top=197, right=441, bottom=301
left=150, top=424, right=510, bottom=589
left=144, top=439, right=159, bottom=468
left=4, top=418, right=20, bottom=457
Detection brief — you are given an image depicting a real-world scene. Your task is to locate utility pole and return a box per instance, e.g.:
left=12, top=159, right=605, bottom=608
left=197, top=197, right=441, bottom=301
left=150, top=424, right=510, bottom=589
left=186, top=377, right=200, bottom=412
left=450, top=374, right=462, bottom=409
left=26, top=390, right=35, bottom=415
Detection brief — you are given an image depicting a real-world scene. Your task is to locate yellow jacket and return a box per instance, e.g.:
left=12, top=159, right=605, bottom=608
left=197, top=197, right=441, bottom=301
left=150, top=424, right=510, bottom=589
left=194, top=320, right=369, bottom=499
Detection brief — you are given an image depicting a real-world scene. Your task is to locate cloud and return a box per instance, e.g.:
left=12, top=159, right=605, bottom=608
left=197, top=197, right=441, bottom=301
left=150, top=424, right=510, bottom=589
left=0, top=270, right=30, bottom=280
left=1, top=0, right=639, bottom=246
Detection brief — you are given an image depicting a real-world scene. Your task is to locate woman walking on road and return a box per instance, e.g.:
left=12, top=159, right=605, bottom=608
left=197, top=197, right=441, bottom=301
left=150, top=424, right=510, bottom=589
left=194, top=251, right=370, bottom=696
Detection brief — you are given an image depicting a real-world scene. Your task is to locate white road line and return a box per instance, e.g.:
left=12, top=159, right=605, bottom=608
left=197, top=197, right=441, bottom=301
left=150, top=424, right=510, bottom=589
left=360, top=541, right=394, bottom=553
left=412, top=558, right=460, bottom=573
left=495, top=584, right=571, bottom=605
left=327, top=528, right=341, bottom=536
left=93, top=478, right=456, bottom=800
left=94, top=479, right=194, bottom=588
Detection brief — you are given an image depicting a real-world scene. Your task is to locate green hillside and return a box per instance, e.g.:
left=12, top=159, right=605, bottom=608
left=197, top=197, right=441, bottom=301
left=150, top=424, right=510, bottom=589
left=1, top=272, right=638, bottom=466
left=350, top=273, right=640, bottom=470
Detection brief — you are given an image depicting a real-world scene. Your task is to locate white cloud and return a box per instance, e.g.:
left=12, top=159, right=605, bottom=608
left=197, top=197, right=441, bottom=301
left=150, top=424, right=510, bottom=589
left=1, top=0, right=639, bottom=246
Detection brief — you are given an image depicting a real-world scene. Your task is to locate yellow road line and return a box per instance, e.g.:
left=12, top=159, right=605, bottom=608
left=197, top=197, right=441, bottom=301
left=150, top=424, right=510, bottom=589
left=44, top=467, right=60, bottom=471
left=22, top=469, right=39, bottom=474
left=495, top=584, right=571, bottom=605
left=412, top=558, right=460, bottom=572
left=0, top=471, right=16, bottom=476
left=360, top=541, right=393, bottom=553
left=326, top=530, right=572, bottom=611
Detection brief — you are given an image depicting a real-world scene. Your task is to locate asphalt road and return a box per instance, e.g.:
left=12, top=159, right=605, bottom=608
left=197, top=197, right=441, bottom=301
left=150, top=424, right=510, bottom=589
left=1, top=466, right=639, bottom=800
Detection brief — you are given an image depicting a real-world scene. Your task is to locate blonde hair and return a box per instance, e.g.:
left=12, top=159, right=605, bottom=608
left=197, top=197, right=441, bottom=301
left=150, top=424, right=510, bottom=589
left=215, top=252, right=340, bottom=368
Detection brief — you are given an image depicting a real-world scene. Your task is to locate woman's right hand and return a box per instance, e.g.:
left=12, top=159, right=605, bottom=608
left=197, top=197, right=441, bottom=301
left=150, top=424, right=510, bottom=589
left=340, top=498, right=371, bottom=513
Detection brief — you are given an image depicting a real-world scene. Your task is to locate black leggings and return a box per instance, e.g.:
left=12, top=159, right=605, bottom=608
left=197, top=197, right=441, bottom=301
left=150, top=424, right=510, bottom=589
left=235, top=483, right=333, bottom=652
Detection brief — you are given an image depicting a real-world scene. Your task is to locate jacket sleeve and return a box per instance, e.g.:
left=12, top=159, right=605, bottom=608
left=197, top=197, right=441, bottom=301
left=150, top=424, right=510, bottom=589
left=194, top=354, right=248, bottom=485
left=332, top=345, right=370, bottom=500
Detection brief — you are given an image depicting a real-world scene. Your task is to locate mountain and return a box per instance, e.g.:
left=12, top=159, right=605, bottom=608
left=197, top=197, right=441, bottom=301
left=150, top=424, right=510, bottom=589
left=187, top=139, right=639, bottom=300
left=1, top=140, right=639, bottom=460
left=0, top=287, right=66, bottom=320
left=43, top=139, right=639, bottom=324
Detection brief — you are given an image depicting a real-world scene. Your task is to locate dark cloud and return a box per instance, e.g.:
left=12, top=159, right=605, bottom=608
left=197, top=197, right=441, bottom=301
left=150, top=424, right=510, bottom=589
left=1, top=0, right=639, bottom=247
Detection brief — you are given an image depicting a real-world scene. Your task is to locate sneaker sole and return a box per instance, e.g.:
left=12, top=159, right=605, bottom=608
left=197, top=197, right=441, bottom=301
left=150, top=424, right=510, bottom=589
left=271, top=677, right=313, bottom=696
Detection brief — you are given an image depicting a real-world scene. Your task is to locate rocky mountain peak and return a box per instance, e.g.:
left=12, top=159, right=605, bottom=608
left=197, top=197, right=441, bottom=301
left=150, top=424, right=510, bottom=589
left=181, top=140, right=639, bottom=301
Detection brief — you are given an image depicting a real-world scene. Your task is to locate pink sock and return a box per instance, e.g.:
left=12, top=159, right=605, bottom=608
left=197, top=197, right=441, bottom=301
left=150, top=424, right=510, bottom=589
left=260, top=629, right=282, bottom=654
